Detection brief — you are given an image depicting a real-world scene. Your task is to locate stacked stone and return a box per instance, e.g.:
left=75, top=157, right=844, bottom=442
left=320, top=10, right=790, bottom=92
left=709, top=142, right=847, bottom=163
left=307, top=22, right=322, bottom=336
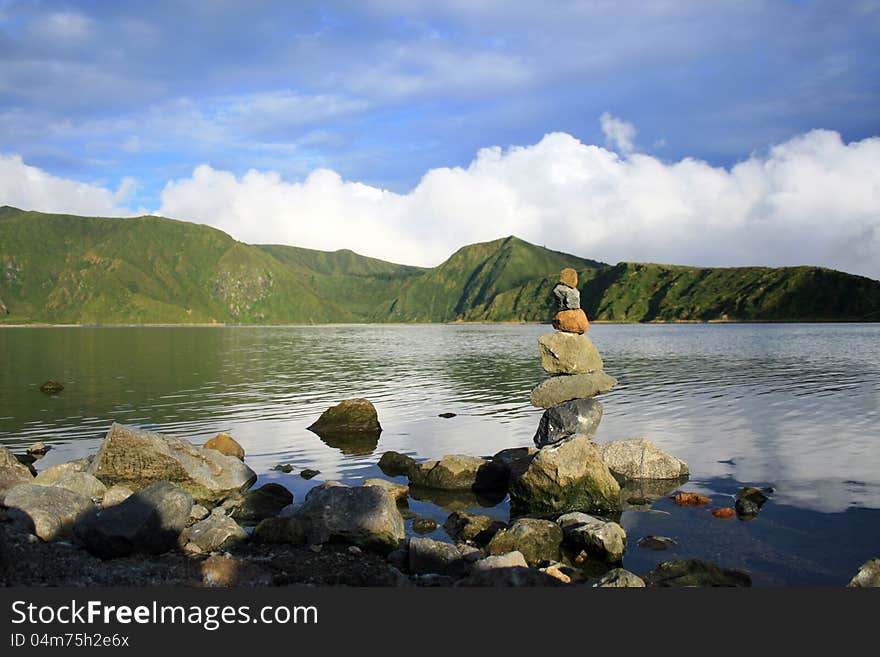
left=530, top=268, right=618, bottom=448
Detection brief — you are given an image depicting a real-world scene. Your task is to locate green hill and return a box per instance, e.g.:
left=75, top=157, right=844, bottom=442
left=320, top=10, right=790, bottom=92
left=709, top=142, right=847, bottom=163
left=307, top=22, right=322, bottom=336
left=1, top=206, right=878, bottom=324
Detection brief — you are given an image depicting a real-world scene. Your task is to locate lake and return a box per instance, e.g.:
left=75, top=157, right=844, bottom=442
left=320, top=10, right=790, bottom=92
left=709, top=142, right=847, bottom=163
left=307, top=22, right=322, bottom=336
left=1, top=323, right=879, bottom=586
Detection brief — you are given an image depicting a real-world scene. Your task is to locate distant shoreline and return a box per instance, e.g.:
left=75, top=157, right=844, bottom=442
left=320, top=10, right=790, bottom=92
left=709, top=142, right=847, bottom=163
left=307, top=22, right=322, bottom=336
left=1, top=319, right=877, bottom=328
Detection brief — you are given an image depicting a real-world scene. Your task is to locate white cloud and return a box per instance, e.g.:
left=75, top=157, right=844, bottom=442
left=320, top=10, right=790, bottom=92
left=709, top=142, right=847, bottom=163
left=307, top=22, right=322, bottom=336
left=158, top=122, right=880, bottom=279
left=600, top=112, right=637, bottom=153
left=0, top=154, right=134, bottom=217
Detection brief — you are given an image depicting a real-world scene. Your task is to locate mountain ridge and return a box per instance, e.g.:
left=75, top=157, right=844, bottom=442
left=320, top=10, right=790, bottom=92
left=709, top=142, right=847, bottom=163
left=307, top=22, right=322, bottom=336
left=1, top=206, right=878, bottom=324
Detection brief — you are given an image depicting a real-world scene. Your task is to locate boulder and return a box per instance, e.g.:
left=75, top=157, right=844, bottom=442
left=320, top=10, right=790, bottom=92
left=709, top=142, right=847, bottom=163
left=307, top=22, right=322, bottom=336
left=4, top=483, right=95, bottom=542
left=644, top=559, right=752, bottom=587
left=229, top=483, right=294, bottom=524
left=443, top=511, right=506, bottom=545
left=101, top=485, right=134, bottom=507
left=307, top=398, right=381, bottom=439
left=251, top=516, right=307, bottom=545
left=293, top=485, right=404, bottom=553
left=557, top=512, right=627, bottom=562
left=87, top=423, right=257, bottom=503
left=455, top=567, right=563, bottom=587
left=183, top=514, right=248, bottom=552
left=509, top=435, right=621, bottom=516
left=552, top=309, right=589, bottom=334
left=486, top=518, right=563, bottom=566
left=39, top=380, right=64, bottom=393
left=530, top=371, right=618, bottom=409
left=203, top=433, right=245, bottom=460
left=534, top=398, right=603, bottom=447
left=34, top=458, right=90, bottom=485
left=408, top=537, right=468, bottom=576
left=0, top=446, right=34, bottom=499
left=408, top=454, right=489, bottom=491
left=363, top=478, right=409, bottom=503
left=848, top=559, right=880, bottom=588
left=559, top=268, right=578, bottom=288
left=538, top=332, right=603, bottom=375
left=472, top=551, right=528, bottom=571
left=600, top=439, right=689, bottom=480
left=54, top=472, right=107, bottom=500
left=552, top=284, right=580, bottom=311
left=377, top=451, right=416, bottom=477
left=74, top=481, right=193, bottom=559
left=593, top=568, right=646, bottom=588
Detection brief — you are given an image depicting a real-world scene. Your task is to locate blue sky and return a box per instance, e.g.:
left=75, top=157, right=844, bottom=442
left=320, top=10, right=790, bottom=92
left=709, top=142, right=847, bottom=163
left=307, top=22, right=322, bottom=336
left=1, top=1, right=879, bottom=275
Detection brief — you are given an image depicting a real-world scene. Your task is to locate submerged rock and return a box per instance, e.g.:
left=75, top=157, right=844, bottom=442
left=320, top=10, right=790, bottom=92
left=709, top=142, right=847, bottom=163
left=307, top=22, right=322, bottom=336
left=204, top=433, right=245, bottom=460
left=412, top=518, right=439, bottom=534
left=293, top=485, right=404, bottom=553
left=538, top=332, right=603, bottom=375
left=530, top=371, right=618, bottom=409
left=637, top=535, right=678, bottom=551
left=600, top=439, right=689, bottom=480
left=75, top=481, right=193, bottom=559
left=300, top=469, right=321, bottom=479
left=509, top=435, right=621, bottom=516
left=671, top=492, right=711, bottom=506
left=534, top=398, right=603, bottom=447
left=408, top=454, right=489, bottom=491
left=593, top=568, right=646, bottom=588
left=644, top=559, right=752, bottom=587
left=39, top=380, right=64, bottom=394
left=0, top=446, right=34, bottom=499
left=557, top=512, right=627, bottom=562
left=486, top=518, right=563, bottom=566
left=848, top=559, right=880, bottom=587
left=307, top=398, right=382, bottom=440
left=87, top=423, right=257, bottom=503
left=4, top=483, right=95, bottom=542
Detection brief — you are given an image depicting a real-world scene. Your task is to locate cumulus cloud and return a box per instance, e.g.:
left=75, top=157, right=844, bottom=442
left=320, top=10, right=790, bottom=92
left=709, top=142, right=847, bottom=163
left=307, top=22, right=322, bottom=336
left=159, top=122, right=880, bottom=279
left=0, top=154, right=134, bottom=217
left=600, top=112, right=637, bottom=153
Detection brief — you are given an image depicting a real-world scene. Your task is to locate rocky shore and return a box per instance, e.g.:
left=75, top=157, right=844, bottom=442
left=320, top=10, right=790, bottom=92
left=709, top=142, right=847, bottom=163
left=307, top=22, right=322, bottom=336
left=1, top=276, right=876, bottom=588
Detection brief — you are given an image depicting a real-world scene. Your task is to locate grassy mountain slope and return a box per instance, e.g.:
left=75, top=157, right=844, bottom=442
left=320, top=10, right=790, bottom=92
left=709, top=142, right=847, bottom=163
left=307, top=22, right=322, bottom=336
left=1, top=206, right=879, bottom=324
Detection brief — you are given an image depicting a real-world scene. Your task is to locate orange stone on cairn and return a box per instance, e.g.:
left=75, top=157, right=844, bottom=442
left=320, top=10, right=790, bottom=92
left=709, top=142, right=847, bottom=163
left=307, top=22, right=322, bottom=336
left=559, top=268, right=578, bottom=288
left=552, top=309, right=590, bottom=334
left=204, top=432, right=245, bottom=460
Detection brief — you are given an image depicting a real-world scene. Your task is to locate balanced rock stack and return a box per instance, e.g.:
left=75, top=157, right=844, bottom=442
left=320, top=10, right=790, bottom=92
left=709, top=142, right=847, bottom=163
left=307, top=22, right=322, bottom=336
left=507, top=268, right=621, bottom=516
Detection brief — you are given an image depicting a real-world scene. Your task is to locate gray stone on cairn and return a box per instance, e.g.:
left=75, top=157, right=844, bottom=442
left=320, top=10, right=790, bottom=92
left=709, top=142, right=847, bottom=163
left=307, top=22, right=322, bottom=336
left=552, top=284, right=580, bottom=311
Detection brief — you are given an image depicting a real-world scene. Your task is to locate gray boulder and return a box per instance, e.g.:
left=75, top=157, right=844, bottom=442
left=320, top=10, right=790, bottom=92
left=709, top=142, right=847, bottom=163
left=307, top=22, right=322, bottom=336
left=534, top=398, right=603, bottom=447
left=229, top=483, right=294, bottom=524
left=34, top=458, right=91, bottom=485
left=0, top=446, right=34, bottom=499
left=4, top=483, right=95, bottom=542
left=88, top=423, right=257, bottom=503
left=509, top=435, right=621, bottom=516
left=600, top=439, right=689, bottom=480
left=593, top=568, right=646, bottom=587
left=408, top=537, right=468, bottom=577
left=552, top=284, right=581, bottom=311
left=293, top=485, right=404, bottom=553
left=184, top=514, right=248, bottom=552
left=408, top=454, right=489, bottom=491
left=472, top=551, right=528, bottom=572
left=848, top=559, right=880, bottom=587
left=54, top=472, right=107, bottom=500
left=75, top=481, right=193, bottom=559
left=538, top=332, right=603, bottom=375
left=530, top=371, right=618, bottom=408
left=557, top=512, right=627, bottom=562
left=486, top=518, right=563, bottom=566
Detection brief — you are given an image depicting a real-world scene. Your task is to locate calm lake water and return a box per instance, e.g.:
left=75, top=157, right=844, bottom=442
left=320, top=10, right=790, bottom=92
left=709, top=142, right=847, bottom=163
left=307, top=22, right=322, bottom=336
left=1, top=324, right=879, bottom=586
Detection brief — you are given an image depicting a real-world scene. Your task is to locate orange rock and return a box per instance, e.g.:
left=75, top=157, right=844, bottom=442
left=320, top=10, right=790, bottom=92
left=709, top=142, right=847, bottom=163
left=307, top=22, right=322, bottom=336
left=559, top=268, right=578, bottom=288
left=552, top=309, right=590, bottom=334
left=671, top=492, right=712, bottom=506
left=204, top=433, right=245, bottom=460
left=712, top=507, right=736, bottom=519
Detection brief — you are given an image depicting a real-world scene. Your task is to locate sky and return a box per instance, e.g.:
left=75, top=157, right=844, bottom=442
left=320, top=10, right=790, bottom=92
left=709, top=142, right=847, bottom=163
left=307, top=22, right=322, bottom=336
left=0, top=1, right=879, bottom=277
